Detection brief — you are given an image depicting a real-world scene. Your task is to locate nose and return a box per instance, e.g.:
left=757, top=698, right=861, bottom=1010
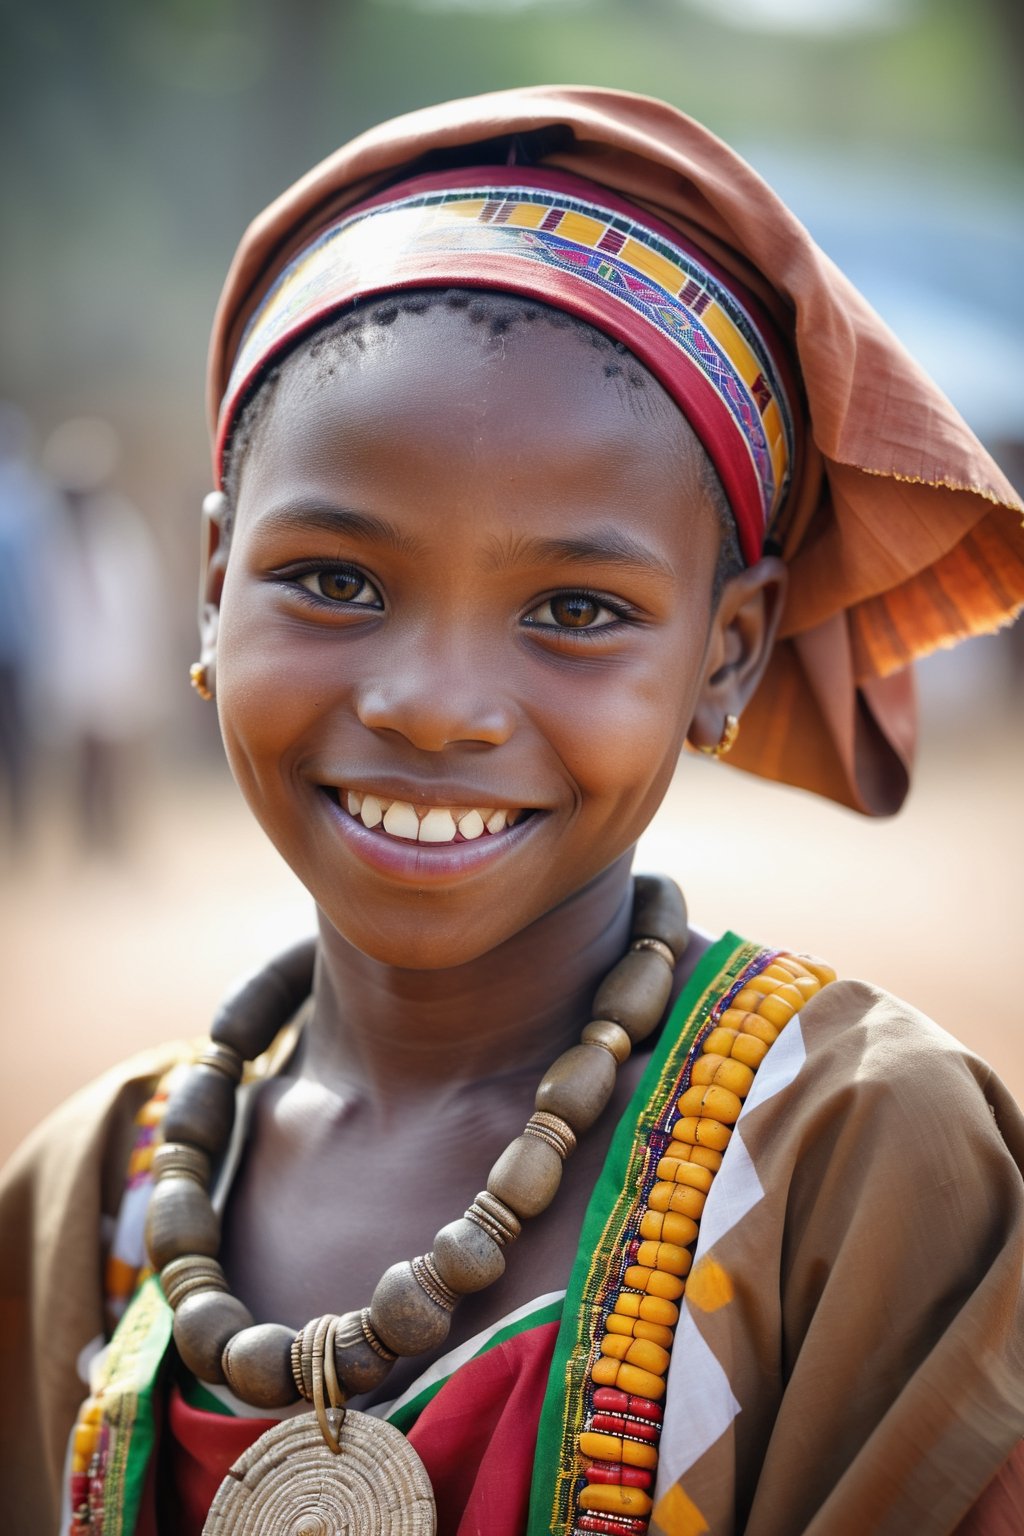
left=353, top=634, right=515, bottom=752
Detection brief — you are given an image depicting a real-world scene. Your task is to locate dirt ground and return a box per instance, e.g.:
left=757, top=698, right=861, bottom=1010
left=2, top=719, right=1021, bottom=1170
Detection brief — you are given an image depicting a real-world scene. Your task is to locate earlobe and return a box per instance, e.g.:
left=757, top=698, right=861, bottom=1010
left=687, top=555, right=787, bottom=755
left=192, top=490, right=231, bottom=702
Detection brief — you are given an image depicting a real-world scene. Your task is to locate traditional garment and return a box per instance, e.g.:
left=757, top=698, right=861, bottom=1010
left=3, top=935, right=1021, bottom=1534
left=207, top=86, right=1024, bottom=815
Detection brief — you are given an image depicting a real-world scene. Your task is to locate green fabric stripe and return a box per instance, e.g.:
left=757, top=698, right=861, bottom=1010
left=180, top=1374, right=237, bottom=1417
left=96, top=1275, right=174, bottom=1536
left=526, top=932, right=757, bottom=1536
left=387, top=1296, right=565, bottom=1434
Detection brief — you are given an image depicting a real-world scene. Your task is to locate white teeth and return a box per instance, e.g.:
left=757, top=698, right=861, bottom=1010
left=419, top=807, right=458, bottom=843
left=457, top=809, right=485, bottom=840
left=382, top=800, right=420, bottom=840
left=343, top=790, right=523, bottom=841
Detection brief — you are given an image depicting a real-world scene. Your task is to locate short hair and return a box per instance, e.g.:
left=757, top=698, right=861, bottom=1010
left=222, top=287, right=744, bottom=600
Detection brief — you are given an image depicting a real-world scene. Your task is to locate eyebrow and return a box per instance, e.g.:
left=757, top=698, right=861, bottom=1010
left=484, top=529, right=675, bottom=579
left=252, top=501, right=425, bottom=558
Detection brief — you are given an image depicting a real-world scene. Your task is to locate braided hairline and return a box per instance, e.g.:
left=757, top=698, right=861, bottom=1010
left=221, top=287, right=743, bottom=597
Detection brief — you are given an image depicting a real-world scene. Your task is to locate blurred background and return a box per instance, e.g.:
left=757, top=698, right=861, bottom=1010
left=1, top=0, right=1022, bottom=1166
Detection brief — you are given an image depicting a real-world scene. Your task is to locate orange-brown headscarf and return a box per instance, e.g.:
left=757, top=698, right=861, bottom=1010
left=207, top=85, right=1024, bottom=814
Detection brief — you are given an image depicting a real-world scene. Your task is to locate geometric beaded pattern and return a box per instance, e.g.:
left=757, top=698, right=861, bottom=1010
left=218, top=184, right=793, bottom=556
left=569, top=950, right=836, bottom=1535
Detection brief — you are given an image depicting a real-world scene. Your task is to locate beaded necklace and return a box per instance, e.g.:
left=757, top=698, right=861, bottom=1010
left=147, top=875, right=688, bottom=1534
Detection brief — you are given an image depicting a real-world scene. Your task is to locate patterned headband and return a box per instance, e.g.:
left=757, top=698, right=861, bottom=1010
left=217, top=168, right=794, bottom=563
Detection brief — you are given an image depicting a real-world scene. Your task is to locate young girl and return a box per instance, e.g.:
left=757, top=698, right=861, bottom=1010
left=3, top=86, right=1022, bottom=1536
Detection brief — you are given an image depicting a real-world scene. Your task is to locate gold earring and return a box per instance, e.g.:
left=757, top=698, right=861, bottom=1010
left=189, top=662, right=213, bottom=702
left=699, top=713, right=739, bottom=759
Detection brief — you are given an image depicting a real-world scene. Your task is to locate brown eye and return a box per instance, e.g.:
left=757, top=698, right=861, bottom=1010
left=549, top=594, right=601, bottom=628
left=296, top=567, right=379, bottom=605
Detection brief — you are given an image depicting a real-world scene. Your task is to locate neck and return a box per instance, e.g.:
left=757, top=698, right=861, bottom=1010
left=297, top=855, right=637, bottom=1109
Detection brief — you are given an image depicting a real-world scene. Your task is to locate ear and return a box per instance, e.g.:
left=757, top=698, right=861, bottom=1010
left=687, top=555, right=787, bottom=753
left=197, top=490, right=230, bottom=688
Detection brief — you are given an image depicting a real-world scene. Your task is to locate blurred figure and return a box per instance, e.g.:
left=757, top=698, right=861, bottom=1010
left=41, top=418, right=170, bottom=855
left=0, top=403, right=58, bottom=854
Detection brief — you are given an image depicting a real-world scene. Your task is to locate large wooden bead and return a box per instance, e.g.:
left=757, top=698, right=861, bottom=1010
left=173, top=1290, right=254, bottom=1383
left=369, top=1261, right=454, bottom=1356
left=332, top=1311, right=396, bottom=1396
left=151, top=1141, right=211, bottom=1187
left=580, top=1019, right=632, bottom=1065
left=145, top=1175, right=219, bottom=1270
left=162, top=1064, right=235, bottom=1158
left=592, top=951, right=673, bottom=1044
left=222, top=1323, right=299, bottom=1408
left=487, top=1133, right=564, bottom=1219
left=432, top=1218, right=506, bottom=1293
left=535, top=1044, right=616, bottom=1134
left=209, top=939, right=315, bottom=1059
left=632, top=875, right=687, bottom=957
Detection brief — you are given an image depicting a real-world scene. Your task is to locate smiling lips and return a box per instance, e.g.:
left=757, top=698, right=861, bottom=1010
left=339, top=790, right=526, bottom=844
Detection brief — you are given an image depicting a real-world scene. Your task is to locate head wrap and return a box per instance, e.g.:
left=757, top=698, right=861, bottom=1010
left=208, top=85, right=1024, bottom=815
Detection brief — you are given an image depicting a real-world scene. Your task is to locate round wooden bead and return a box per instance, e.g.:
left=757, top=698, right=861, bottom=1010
left=369, top=1261, right=454, bottom=1356
left=332, top=1311, right=396, bottom=1396
left=432, top=1218, right=506, bottom=1294
left=173, top=1290, right=254, bottom=1383
left=632, top=875, right=687, bottom=957
left=159, top=1255, right=228, bottom=1310
left=535, top=1044, right=616, bottom=1133
left=580, top=1020, right=632, bottom=1065
left=222, top=1323, right=299, bottom=1408
left=145, top=1175, right=220, bottom=1270
left=162, top=1064, right=236, bottom=1158
left=487, top=1133, right=564, bottom=1219
left=592, top=951, right=673, bottom=1044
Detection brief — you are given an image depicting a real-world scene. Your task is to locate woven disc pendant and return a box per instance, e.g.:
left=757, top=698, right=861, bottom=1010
left=203, top=1411, right=436, bottom=1535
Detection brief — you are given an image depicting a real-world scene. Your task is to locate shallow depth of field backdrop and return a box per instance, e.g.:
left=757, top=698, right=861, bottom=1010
left=1, top=0, right=1022, bottom=1165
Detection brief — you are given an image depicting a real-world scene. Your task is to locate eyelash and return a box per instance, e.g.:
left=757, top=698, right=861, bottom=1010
left=275, top=564, right=638, bottom=639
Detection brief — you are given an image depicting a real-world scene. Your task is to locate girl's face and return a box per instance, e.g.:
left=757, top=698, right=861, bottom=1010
left=214, top=304, right=739, bottom=969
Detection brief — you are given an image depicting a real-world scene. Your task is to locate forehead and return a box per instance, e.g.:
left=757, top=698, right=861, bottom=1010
left=234, top=299, right=721, bottom=565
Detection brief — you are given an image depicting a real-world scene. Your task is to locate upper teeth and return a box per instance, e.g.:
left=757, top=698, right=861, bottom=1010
left=343, top=791, right=517, bottom=843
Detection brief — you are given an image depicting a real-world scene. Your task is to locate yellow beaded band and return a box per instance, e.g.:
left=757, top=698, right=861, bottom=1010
left=571, top=950, right=836, bottom=1533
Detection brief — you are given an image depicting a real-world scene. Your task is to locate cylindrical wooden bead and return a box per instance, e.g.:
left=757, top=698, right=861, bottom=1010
left=432, top=1218, right=506, bottom=1294
left=579, top=1483, right=654, bottom=1517
left=151, top=1141, right=211, bottom=1187
left=173, top=1290, right=254, bottom=1383
left=580, top=1020, right=632, bottom=1064
left=159, top=1255, right=227, bottom=1310
left=655, top=1157, right=714, bottom=1193
left=622, top=1265, right=686, bottom=1301
left=635, top=1240, right=692, bottom=1276
left=590, top=1356, right=667, bottom=1401
left=730, top=1034, right=769, bottom=1069
left=639, top=1209, right=703, bottom=1245
left=604, top=1314, right=675, bottom=1349
left=671, top=1116, right=732, bottom=1153
left=145, top=1175, right=220, bottom=1270
left=162, top=1064, right=236, bottom=1158
left=612, top=1293, right=679, bottom=1327
left=487, top=1134, right=564, bottom=1219
left=579, top=1429, right=659, bottom=1471
left=369, top=1261, right=454, bottom=1356
left=592, top=951, right=673, bottom=1044
left=534, top=1044, right=616, bottom=1133
left=222, top=1323, right=299, bottom=1408
left=678, top=1084, right=743, bottom=1125
left=631, top=875, right=687, bottom=957
left=209, top=940, right=315, bottom=1058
